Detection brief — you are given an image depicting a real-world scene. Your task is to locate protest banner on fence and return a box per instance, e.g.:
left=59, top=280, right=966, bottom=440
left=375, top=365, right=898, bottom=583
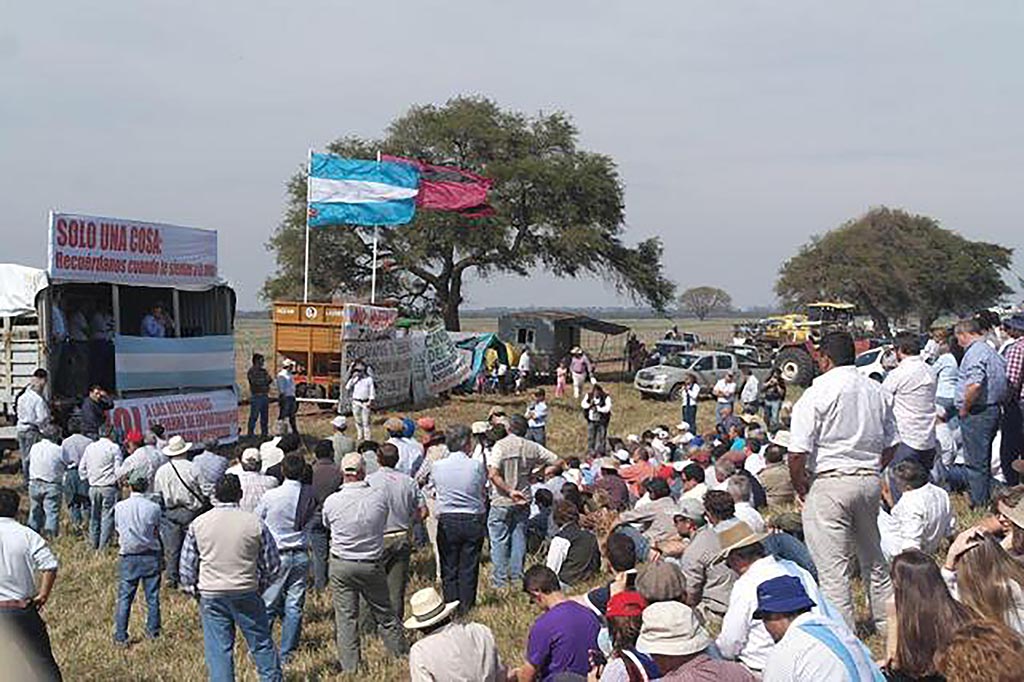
left=424, top=324, right=471, bottom=393
left=110, top=389, right=238, bottom=444
left=48, top=212, right=218, bottom=288
left=339, top=337, right=412, bottom=412
left=342, top=304, right=397, bottom=341
left=409, top=333, right=431, bottom=405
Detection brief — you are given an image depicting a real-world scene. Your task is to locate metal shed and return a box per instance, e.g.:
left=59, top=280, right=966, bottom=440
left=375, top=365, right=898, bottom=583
left=497, top=311, right=630, bottom=375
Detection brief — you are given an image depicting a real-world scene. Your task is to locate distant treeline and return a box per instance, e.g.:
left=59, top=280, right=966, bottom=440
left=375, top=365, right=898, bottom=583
left=236, top=306, right=781, bottom=320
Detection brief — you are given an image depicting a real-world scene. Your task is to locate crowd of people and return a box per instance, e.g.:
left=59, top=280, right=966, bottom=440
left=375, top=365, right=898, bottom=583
left=4, top=312, right=1024, bottom=681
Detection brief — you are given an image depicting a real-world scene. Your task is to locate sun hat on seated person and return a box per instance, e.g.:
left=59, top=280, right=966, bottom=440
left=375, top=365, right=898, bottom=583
left=636, top=601, right=712, bottom=657
left=162, top=435, right=193, bottom=458
left=714, top=521, right=769, bottom=563
left=768, top=430, right=791, bottom=449
left=403, top=587, right=458, bottom=630
left=383, top=417, right=405, bottom=433
left=240, top=448, right=262, bottom=465
left=675, top=497, right=705, bottom=523
left=998, top=497, right=1024, bottom=529
left=598, top=457, right=620, bottom=471
left=636, top=561, right=685, bottom=603
left=331, top=415, right=347, bottom=430
left=471, top=421, right=490, bottom=435
left=259, top=436, right=282, bottom=454
left=752, top=575, right=816, bottom=620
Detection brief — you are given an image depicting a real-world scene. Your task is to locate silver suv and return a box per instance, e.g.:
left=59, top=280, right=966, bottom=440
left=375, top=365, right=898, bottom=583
left=635, top=350, right=766, bottom=400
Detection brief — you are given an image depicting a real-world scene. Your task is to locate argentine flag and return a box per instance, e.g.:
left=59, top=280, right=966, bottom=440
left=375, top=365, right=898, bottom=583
left=307, top=153, right=420, bottom=227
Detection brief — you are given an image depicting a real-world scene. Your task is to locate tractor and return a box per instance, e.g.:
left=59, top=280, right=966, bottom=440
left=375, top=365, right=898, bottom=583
left=744, top=302, right=872, bottom=386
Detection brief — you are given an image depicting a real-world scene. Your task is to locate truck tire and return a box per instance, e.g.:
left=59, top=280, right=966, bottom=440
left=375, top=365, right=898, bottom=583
left=775, top=347, right=815, bottom=387
left=669, top=383, right=684, bottom=401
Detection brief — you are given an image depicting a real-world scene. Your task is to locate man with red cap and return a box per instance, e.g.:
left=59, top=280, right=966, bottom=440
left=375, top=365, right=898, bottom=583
left=115, top=430, right=165, bottom=492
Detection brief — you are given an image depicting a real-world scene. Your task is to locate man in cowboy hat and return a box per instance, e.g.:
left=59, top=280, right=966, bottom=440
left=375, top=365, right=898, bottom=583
left=405, top=587, right=504, bottom=681
left=636, top=601, right=754, bottom=681
left=715, top=522, right=834, bottom=675
left=276, top=358, right=299, bottom=435
left=568, top=346, right=593, bottom=399
left=756, top=576, right=883, bottom=681
left=153, top=435, right=203, bottom=588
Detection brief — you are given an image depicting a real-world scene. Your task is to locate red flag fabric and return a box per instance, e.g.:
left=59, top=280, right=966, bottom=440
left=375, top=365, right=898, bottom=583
left=383, top=155, right=494, bottom=217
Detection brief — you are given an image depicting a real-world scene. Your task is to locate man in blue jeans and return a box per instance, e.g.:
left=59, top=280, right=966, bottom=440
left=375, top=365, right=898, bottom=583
left=113, top=469, right=163, bottom=644
left=432, top=424, right=488, bottom=612
left=78, top=423, right=121, bottom=550
left=180, top=474, right=282, bottom=682
left=486, top=417, right=558, bottom=588
left=256, top=454, right=316, bottom=664
left=27, top=425, right=65, bottom=538
left=954, top=318, right=1008, bottom=509
left=247, top=353, right=272, bottom=438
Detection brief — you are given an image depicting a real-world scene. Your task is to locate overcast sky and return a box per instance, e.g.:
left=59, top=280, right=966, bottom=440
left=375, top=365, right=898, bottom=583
left=3, top=1, right=1022, bottom=311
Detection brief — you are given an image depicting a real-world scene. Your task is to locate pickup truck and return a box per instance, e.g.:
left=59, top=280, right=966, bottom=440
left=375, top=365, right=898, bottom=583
left=634, top=349, right=771, bottom=401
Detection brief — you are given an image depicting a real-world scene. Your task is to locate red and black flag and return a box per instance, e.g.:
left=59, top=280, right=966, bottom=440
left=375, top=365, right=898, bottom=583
left=383, top=156, right=494, bottom=217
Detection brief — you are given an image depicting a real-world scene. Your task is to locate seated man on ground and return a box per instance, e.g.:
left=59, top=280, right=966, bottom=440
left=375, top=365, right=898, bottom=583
left=636, top=601, right=756, bottom=681
left=878, top=459, right=956, bottom=562
left=545, top=500, right=600, bottom=588
left=404, top=586, right=505, bottom=681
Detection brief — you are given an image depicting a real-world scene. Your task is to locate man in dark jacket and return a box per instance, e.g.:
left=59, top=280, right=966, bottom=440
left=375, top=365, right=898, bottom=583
left=80, top=385, right=113, bottom=439
left=246, top=353, right=273, bottom=438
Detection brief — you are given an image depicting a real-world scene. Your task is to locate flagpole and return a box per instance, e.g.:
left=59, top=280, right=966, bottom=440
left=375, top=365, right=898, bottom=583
left=303, top=148, right=313, bottom=303
left=370, top=150, right=382, bottom=305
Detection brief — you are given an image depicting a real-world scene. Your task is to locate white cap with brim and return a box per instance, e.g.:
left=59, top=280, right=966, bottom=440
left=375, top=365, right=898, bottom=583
left=332, top=415, right=347, bottom=429
left=769, top=430, right=791, bottom=449
left=240, top=448, right=261, bottom=465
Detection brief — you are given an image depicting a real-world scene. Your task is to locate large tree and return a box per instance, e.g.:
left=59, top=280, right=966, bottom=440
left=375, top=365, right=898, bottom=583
left=678, top=286, right=733, bottom=320
left=776, top=207, right=1013, bottom=332
left=263, top=97, right=674, bottom=330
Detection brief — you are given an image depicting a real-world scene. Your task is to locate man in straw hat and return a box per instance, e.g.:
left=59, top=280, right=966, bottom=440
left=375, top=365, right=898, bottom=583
left=153, top=434, right=203, bottom=588
left=322, top=452, right=406, bottom=672
left=714, top=521, right=834, bottom=675
left=755, top=576, right=884, bottom=681
left=788, top=331, right=896, bottom=634
left=635, top=601, right=755, bottom=681
left=404, top=586, right=504, bottom=681
left=276, top=357, right=298, bottom=435
left=568, top=346, right=592, bottom=399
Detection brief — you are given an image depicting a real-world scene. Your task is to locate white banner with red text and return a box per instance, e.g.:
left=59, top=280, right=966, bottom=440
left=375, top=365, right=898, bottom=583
left=48, top=211, right=218, bottom=289
left=110, top=389, right=238, bottom=444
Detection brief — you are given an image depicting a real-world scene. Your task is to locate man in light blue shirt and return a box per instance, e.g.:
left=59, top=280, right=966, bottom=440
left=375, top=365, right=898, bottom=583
left=140, top=303, right=172, bottom=337
left=113, top=470, right=163, bottom=644
left=955, top=318, right=1009, bottom=507
left=256, top=454, right=315, bottom=664
left=432, top=424, right=487, bottom=613
left=192, top=438, right=230, bottom=501
left=525, top=389, right=549, bottom=446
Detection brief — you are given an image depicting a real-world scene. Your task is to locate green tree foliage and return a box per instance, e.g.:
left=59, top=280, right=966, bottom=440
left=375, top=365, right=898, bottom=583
left=678, top=286, right=733, bottom=320
left=263, top=97, right=675, bottom=330
left=776, top=207, right=1013, bottom=332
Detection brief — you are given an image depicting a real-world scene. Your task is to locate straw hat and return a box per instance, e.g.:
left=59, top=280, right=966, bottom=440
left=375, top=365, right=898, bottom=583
left=998, top=499, right=1024, bottom=529
left=571, top=346, right=583, bottom=354
left=240, top=448, right=262, bottom=465
left=714, top=521, right=769, bottom=562
left=403, top=587, right=458, bottom=630
left=598, top=457, right=619, bottom=471
left=471, top=421, right=490, bottom=435
left=162, top=435, right=193, bottom=458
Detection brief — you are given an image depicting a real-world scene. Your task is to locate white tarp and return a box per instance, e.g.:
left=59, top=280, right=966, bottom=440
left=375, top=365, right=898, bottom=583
left=48, top=211, right=218, bottom=289
left=0, top=264, right=48, bottom=317
left=110, top=389, right=238, bottom=445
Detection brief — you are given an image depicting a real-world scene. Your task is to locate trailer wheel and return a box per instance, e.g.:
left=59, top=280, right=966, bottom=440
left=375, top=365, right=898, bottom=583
left=775, top=347, right=815, bottom=386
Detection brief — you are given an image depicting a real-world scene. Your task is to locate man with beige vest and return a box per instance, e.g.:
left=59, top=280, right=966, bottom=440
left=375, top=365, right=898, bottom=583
left=180, top=474, right=282, bottom=681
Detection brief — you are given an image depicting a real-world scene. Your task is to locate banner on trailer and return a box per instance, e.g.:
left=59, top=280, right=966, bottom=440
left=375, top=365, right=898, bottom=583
left=110, top=389, right=238, bottom=445
left=342, top=304, right=397, bottom=341
left=48, top=212, right=218, bottom=288
left=424, top=324, right=471, bottom=393
left=339, top=337, right=411, bottom=412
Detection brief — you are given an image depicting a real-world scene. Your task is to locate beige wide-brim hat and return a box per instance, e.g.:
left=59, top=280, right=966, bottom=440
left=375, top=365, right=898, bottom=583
left=571, top=346, right=583, bottom=354
left=714, top=521, right=769, bottom=563
left=769, top=430, right=791, bottom=449
left=636, top=601, right=712, bottom=657
left=403, top=587, right=459, bottom=630
left=162, top=435, right=193, bottom=458
left=999, top=499, right=1024, bottom=529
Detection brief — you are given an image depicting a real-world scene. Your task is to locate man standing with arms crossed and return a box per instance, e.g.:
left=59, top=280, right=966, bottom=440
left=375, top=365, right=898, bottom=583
left=345, top=361, right=375, bottom=443
left=954, top=318, right=1008, bottom=508
left=788, top=332, right=896, bottom=634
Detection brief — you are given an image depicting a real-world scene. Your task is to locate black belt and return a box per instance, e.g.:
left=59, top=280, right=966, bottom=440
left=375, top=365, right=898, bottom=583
left=331, top=555, right=379, bottom=564
left=352, top=398, right=371, bottom=403
left=280, top=547, right=306, bottom=554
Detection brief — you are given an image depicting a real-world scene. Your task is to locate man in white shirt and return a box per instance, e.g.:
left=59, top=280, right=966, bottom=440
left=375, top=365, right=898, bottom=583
left=27, top=426, right=65, bottom=538
left=405, top=587, right=505, bottom=682
left=727, top=475, right=766, bottom=533
left=715, top=523, right=836, bottom=674
left=276, top=358, right=298, bottom=435
left=384, top=418, right=424, bottom=476
left=882, top=333, right=938, bottom=503
left=525, top=388, right=549, bottom=446
left=0, top=488, right=62, bottom=680
left=345, top=361, right=375, bottom=442
left=60, top=418, right=93, bottom=531
left=878, top=459, right=955, bottom=562
left=79, top=423, right=122, bottom=550
left=115, top=431, right=166, bottom=492
left=757, top=576, right=883, bottom=682
left=740, top=368, right=761, bottom=415
left=16, top=369, right=51, bottom=487
left=714, top=372, right=738, bottom=425
left=516, top=348, right=532, bottom=393
left=153, top=435, right=204, bottom=588
left=788, top=332, right=897, bottom=634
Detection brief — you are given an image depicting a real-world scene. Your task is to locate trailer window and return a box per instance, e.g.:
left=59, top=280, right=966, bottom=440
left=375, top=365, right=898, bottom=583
left=516, top=328, right=535, bottom=345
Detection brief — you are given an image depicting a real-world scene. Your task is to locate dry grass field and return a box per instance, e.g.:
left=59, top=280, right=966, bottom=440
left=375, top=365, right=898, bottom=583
left=0, top=317, right=983, bottom=680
